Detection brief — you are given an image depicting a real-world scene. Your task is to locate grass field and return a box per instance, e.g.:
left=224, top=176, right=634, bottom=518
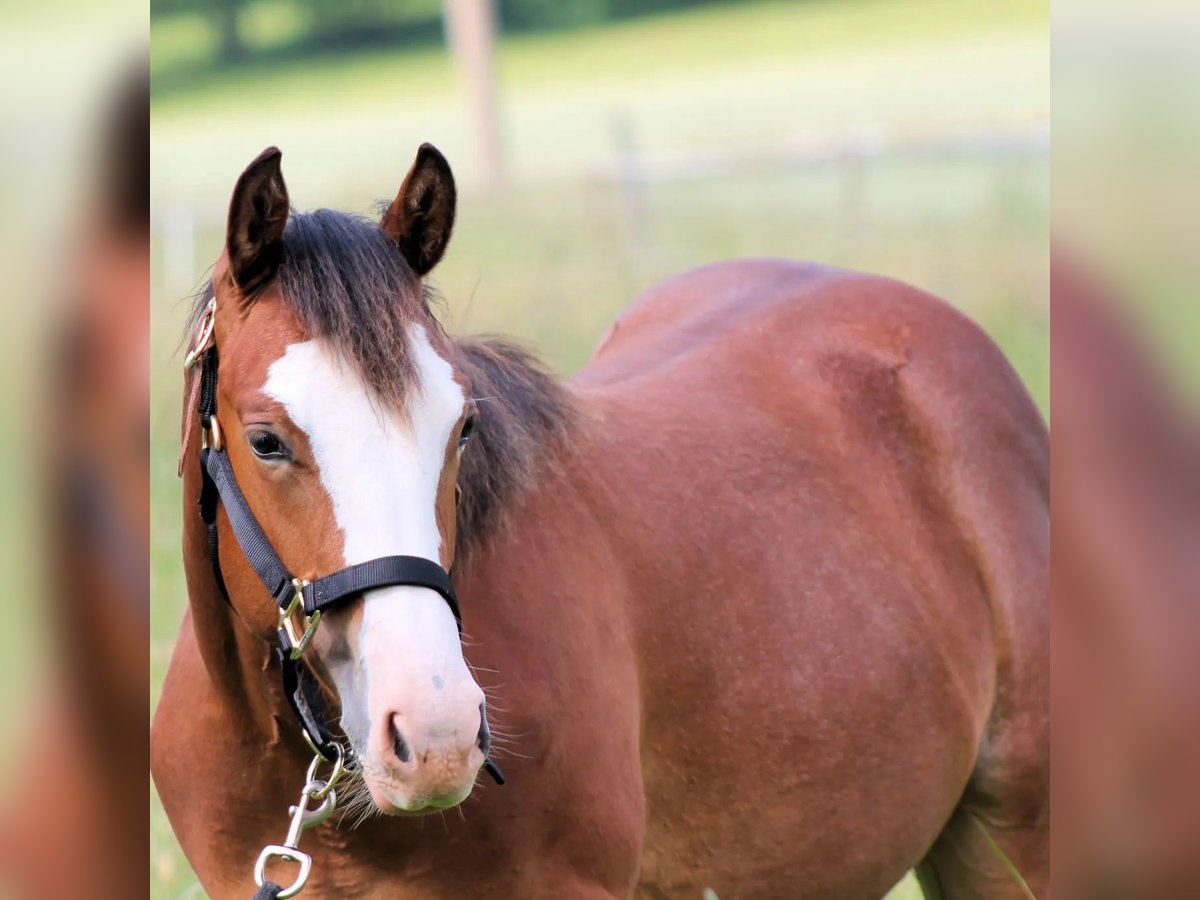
left=151, top=1, right=1048, bottom=896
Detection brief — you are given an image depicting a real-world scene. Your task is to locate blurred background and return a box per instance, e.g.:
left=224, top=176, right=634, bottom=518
left=10, top=0, right=1200, bottom=897
left=0, top=2, right=145, bottom=896
left=149, top=0, right=1048, bottom=896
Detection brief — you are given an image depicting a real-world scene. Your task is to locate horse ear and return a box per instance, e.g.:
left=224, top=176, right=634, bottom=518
left=381, top=143, right=457, bottom=276
left=226, top=146, right=289, bottom=295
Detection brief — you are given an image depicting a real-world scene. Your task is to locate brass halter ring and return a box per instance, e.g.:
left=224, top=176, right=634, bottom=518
left=278, top=578, right=322, bottom=660
left=303, top=738, right=346, bottom=801
left=187, top=297, right=223, bottom=451
left=200, top=415, right=223, bottom=452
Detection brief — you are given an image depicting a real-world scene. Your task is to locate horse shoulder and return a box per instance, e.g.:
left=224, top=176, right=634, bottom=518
left=152, top=610, right=280, bottom=899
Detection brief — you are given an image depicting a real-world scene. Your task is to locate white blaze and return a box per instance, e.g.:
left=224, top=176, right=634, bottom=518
left=264, top=323, right=474, bottom=754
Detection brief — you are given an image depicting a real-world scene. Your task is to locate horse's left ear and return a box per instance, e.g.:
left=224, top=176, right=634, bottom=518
left=382, top=143, right=457, bottom=276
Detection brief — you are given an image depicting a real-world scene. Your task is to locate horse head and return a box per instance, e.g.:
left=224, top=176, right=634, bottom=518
left=200, top=144, right=489, bottom=815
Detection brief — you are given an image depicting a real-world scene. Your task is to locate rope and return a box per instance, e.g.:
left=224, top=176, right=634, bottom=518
left=252, top=882, right=284, bottom=900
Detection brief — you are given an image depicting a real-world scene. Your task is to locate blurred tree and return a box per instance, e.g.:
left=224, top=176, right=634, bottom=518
left=149, top=0, right=736, bottom=70
left=496, top=0, right=730, bottom=32
left=151, top=0, right=443, bottom=63
left=302, top=0, right=442, bottom=41
left=497, top=0, right=610, bottom=31
left=150, top=0, right=247, bottom=62
left=214, top=0, right=246, bottom=61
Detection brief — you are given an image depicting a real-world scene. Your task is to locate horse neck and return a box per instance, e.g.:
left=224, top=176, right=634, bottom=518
left=449, top=335, right=580, bottom=562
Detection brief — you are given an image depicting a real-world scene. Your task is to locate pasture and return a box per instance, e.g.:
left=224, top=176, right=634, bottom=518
left=150, top=0, right=1048, bottom=895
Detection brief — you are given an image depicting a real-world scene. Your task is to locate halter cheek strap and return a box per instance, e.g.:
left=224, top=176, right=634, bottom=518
left=187, top=320, right=503, bottom=784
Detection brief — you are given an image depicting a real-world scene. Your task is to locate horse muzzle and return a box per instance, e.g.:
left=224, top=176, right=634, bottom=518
left=362, top=697, right=490, bottom=814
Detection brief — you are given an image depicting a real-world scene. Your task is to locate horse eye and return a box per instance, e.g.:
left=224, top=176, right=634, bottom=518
left=248, top=430, right=289, bottom=461
left=458, top=414, right=477, bottom=447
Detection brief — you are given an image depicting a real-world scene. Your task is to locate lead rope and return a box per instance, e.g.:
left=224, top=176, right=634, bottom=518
left=253, top=738, right=347, bottom=899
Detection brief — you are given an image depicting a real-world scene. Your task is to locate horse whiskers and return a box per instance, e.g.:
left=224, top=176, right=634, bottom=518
left=336, top=777, right=488, bottom=832
left=355, top=800, right=381, bottom=829
left=345, top=794, right=379, bottom=831
left=486, top=737, right=526, bottom=750
left=333, top=771, right=384, bottom=831
left=464, top=782, right=494, bottom=807
left=337, top=796, right=369, bottom=829
left=487, top=745, right=531, bottom=761
left=479, top=685, right=507, bottom=704
left=484, top=726, right=526, bottom=739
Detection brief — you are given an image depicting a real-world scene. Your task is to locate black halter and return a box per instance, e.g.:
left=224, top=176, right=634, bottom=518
left=191, top=327, right=503, bottom=785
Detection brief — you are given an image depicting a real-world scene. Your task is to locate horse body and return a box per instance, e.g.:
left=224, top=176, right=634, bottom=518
left=156, top=255, right=1048, bottom=898
left=569, top=259, right=1047, bottom=898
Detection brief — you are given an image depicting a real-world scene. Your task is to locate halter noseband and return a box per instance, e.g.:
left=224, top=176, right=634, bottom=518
left=187, top=297, right=503, bottom=784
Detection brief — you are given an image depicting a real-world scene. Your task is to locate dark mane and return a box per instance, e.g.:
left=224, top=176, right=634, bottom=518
left=190, top=208, right=428, bottom=404
left=452, top=337, right=578, bottom=559
left=276, top=209, right=429, bottom=403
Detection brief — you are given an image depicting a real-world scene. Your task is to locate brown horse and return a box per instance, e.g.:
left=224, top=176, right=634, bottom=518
left=151, top=145, right=1049, bottom=899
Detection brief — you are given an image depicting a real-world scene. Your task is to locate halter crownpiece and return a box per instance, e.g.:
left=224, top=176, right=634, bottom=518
left=185, top=295, right=505, bottom=784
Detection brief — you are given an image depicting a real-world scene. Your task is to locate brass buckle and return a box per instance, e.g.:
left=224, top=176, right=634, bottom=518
left=278, top=578, right=321, bottom=660
left=303, top=741, right=345, bottom=801
left=183, top=297, right=217, bottom=370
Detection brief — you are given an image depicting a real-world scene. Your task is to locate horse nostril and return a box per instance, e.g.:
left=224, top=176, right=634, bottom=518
left=476, top=702, right=491, bottom=756
left=389, top=715, right=412, bottom=763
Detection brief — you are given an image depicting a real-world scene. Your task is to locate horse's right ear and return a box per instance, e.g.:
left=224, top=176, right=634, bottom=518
left=226, top=146, right=289, bottom=296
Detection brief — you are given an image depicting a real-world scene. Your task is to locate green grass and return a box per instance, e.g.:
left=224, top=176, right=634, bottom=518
left=150, top=1, right=1048, bottom=896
